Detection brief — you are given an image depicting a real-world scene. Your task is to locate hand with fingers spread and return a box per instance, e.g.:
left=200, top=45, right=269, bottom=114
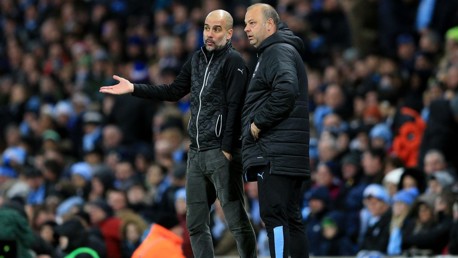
left=99, top=75, right=134, bottom=95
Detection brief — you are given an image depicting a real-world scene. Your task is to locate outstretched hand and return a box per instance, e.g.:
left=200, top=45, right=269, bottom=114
left=99, top=75, right=134, bottom=95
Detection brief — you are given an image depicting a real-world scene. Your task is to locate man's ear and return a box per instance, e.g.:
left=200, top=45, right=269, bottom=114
left=227, top=28, right=234, bottom=40
left=266, top=18, right=274, bottom=32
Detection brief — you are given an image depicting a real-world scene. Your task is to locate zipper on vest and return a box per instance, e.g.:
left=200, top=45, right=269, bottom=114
left=196, top=53, right=214, bottom=150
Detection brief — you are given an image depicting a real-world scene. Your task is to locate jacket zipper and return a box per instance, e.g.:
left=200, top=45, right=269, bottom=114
left=196, top=52, right=214, bottom=150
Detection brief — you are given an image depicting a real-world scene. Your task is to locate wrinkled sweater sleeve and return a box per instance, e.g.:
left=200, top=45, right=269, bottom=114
left=132, top=59, right=192, bottom=101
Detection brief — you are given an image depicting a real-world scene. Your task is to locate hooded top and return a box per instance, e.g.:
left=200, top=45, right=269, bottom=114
left=0, top=208, right=34, bottom=258
left=257, top=22, right=306, bottom=56
left=242, top=22, right=310, bottom=178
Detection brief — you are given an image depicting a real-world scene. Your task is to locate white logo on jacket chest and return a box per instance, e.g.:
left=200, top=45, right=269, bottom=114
left=252, top=61, right=260, bottom=78
left=237, top=68, right=244, bottom=74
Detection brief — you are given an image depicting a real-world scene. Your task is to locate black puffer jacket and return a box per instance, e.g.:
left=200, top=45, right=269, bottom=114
left=133, top=42, right=248, bottom=152
left=242, top=23, right=310, bottom=178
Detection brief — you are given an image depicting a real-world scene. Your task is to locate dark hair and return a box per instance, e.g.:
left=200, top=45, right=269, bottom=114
left=155, top=212, right=180, bottom=229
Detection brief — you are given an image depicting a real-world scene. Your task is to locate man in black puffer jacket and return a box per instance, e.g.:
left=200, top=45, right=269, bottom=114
left=99, top=10, right=257, bottom=258
left=242, top=3, right=310, bottom=258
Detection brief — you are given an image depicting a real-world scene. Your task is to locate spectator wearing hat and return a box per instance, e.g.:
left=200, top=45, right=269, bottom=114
left=0, top=165, right=28, bottom=202
left=41, top=129, right=61, bottom=152
left=403, top=191, right=454, bottom=255
left=132, top=212, right=185, bottom=258
left=387, top=188, right=419, bottom=255
left=427, top=171, right=455, bottom=195
left=337, top=152, right=364, bottom=199
left=24, top=167, right=46, bottom=205
left=358, top=184, right=392, bottom=254
left=397, top=167, right=427, bottom=194
left=383, top=167, right=404, bottom=197
left=303, top=186, right=331, bottom=256
left=53, top=100, right=75, bottom=138
left=336, top=151, right=367, bottom=244
left=396, top=34, right=416, bottom=78
left=369, top=123, right=392, bottom=151
left=318, top=211, right=357, bottom=256
left=70, top=161, right=92, bottom=199
left=82, top=111, right=103, bottom=154
left=56, top=196, right=85, bottom=222
left=2, top=146, right=27, bottom=171
left=85, top=198, right=122, bottom=258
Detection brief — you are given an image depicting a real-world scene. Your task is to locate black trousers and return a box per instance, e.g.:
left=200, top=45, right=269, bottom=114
left=256, top=164, right=309, bottom=258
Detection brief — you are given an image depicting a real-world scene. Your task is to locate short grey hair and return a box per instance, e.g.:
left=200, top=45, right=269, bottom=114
left=248, top=3, right=280, bottom=27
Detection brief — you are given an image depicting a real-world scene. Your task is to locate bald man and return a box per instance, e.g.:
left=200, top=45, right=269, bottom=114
left=242, top=3, right=310, bottom=258
left=100, top=9, right=257, bottom=258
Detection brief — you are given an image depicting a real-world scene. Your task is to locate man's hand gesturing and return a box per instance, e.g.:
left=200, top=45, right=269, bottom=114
left=99, top=75, right=134, bottom=95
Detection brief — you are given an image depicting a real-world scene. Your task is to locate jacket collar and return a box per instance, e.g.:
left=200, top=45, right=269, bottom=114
left=201, top=41, right=232, bottom=60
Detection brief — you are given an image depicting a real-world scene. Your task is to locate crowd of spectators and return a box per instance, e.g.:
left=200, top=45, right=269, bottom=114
left=1, top=0, right=458, bottom=257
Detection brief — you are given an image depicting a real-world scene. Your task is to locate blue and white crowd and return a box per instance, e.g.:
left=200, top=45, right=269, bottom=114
left=1, top=0, right=458, bottom=257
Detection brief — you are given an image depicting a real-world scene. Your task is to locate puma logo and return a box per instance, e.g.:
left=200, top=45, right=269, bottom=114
left=257, top=172, right=264, bottom=180
left=237, top=68, right=243, bottom=74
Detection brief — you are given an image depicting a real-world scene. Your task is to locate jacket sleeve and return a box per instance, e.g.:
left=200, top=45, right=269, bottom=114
left=253, top=46, right=298, bottom=130
left=132, top=59, right=192, bottom=101
left=221, top=52, right=248, bottom=153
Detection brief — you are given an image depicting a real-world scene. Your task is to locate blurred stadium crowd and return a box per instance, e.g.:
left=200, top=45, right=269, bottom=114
left=1, top=0, right=458, bottom=257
